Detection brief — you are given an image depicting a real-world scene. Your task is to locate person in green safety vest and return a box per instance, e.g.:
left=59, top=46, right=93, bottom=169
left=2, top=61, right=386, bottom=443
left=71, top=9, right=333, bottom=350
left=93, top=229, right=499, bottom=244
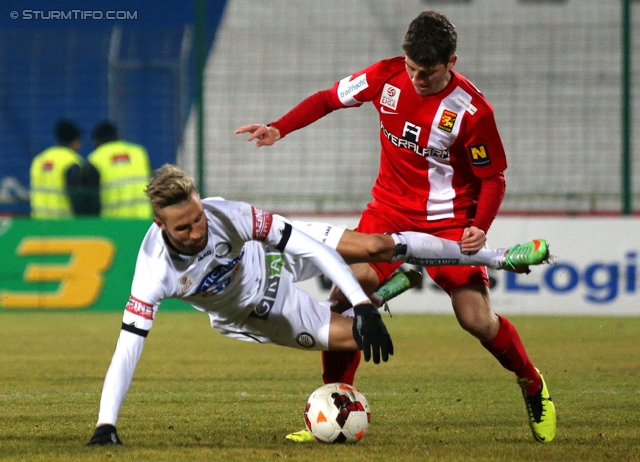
left=88, top=121, right=153, bottom=219
left=30, top=119, right=100, bottom=219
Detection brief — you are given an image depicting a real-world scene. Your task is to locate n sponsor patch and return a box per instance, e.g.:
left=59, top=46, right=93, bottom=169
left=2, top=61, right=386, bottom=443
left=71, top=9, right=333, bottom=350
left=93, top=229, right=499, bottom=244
left=438, top=109, right=458, bottom=133
left=251, top=206, right=273, bottom=241
left=125, top=295, right=154, bottom=320
left=469, top=144, right=491, bottom=166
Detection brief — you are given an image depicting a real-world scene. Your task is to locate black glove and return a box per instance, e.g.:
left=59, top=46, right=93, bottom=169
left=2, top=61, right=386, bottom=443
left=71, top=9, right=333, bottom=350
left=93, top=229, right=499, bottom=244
left=352, top=303, right=394, bottom=364
left=86, top=424, right=122, bottom=446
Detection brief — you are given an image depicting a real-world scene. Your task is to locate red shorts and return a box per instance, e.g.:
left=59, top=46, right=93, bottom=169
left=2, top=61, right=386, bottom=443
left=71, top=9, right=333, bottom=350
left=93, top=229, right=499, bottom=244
left=356, top=201, right=489, bottom=295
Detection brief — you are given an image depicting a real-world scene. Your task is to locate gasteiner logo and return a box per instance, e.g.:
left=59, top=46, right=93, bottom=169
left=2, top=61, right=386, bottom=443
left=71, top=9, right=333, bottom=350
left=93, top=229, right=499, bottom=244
left=125, top=295, right=154, bottom=320
left=252, top=206, right=273, bottom=241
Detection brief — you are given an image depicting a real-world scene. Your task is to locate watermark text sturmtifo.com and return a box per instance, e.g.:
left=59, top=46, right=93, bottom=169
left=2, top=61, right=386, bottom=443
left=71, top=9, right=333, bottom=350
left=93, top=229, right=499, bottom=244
left=10, top=10, right=138, bottom=20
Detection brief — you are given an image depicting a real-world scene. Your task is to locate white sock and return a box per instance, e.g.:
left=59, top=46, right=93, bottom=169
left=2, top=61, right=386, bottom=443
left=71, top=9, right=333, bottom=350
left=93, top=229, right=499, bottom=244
left=390, top=232, right=506, bottom=269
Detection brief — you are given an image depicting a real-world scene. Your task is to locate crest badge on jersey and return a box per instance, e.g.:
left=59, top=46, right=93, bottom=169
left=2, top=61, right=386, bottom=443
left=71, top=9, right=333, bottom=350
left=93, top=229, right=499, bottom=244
left=296, top=332, right=316, bottom=348
left=438, top=109, right=458, bottom=133
left=178, top=274, right=194, bottom=294
left=215, top=241, right=231, bottom=258
left=468, top=143, right=491, bottom=166
left=380, top=84, right=401, bottom=110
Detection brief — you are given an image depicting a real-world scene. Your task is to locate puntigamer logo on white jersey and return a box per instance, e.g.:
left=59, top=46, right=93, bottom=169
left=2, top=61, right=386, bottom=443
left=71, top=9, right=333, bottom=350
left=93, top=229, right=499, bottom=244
left=380, top=84, right=400, bottom=110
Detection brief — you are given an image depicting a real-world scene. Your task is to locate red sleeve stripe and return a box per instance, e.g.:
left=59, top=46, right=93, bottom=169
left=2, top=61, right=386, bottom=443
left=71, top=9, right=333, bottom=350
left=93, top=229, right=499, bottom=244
left=125, top=295, right=154, bottom=320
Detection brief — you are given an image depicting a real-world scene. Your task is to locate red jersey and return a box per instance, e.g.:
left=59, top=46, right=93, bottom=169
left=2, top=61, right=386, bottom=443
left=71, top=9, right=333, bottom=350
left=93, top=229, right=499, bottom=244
left=271, top=56, right=507, bottom=230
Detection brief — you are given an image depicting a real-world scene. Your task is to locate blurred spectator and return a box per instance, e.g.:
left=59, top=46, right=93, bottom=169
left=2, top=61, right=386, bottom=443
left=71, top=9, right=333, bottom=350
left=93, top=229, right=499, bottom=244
left=88, top=121, right=153, bottom=219
left=30, top=119, right=100, bottom=219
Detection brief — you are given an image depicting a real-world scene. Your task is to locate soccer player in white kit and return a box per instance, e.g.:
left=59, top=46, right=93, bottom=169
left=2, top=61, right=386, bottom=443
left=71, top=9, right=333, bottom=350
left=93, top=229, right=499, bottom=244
left=88, top=164, right=549, bottom=445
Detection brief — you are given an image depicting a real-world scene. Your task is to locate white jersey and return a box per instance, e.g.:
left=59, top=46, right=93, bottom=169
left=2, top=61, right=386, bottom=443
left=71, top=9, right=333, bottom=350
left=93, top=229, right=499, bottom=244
left=124, top=198, right=360, bottom=330
left=96, top=198, right=365, bottom=426
left=126, top=198, right=287, bottom=330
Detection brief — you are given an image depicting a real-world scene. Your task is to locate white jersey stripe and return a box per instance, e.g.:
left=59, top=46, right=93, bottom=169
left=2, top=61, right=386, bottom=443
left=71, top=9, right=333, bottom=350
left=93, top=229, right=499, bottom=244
left=425, top=86, right=472, bottom=220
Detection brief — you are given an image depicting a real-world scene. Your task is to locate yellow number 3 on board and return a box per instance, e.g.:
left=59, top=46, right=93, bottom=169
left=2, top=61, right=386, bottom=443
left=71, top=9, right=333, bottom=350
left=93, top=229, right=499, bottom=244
left=0, top=238, right=115, bottom=309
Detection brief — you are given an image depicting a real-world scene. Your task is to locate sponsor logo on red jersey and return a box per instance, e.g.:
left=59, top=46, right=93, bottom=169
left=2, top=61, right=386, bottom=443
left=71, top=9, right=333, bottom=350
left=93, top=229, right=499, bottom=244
left=381, top=122, right=449, bottom=159
left=468, top=144, right=491, bottom=166
left=125, top=295, right=154, bottom=320
left=337, top=73, right=369, bottom=106
left=111, top=153, right=131, bottom=164
left=251, top=206, right=273, bottom=241
left=380, top=83, right=401, bottom=110
left=438, top=109, right=458, bottom=133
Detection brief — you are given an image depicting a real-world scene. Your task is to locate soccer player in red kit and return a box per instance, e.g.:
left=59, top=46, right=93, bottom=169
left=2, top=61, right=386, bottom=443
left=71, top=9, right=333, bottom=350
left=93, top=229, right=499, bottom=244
left=236, top=10, right=556, bottom=443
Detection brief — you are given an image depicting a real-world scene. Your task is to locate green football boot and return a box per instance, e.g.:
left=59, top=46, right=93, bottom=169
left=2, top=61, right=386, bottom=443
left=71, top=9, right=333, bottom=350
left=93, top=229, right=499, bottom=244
left=519, top=368, right=556, bottom=443
left=501, top=239, right=550, bottom=274
left=373, top=269, right=422, bottom=307
left=285, top=429, right=315, bottom=443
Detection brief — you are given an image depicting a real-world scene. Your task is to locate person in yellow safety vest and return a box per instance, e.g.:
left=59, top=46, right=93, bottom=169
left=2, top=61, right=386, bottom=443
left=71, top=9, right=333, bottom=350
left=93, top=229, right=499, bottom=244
left=30, top=119, right=100, bottom=219
left=88, top=121, right=153, bottom=219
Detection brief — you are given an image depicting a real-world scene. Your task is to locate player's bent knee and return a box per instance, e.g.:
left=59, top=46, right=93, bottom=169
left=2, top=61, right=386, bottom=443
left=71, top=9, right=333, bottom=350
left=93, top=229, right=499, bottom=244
left=364, top=234, right=393, bottom=261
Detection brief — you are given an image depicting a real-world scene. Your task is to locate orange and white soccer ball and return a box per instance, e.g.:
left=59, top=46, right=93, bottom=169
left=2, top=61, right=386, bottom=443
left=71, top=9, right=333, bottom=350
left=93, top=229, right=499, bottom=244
left=304, top=383, right=370, bottom=443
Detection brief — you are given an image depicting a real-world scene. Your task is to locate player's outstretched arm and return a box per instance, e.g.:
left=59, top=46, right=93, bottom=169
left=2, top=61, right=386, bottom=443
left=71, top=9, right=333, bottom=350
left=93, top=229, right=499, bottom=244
left=234, top=123, right=281, bottom=147
left=88, top=324, right=148, bottom=446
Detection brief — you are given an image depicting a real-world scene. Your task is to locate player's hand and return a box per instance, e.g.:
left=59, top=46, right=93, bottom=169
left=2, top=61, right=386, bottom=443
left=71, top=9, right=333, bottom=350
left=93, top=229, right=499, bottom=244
left=86, top=424, right=122, bottom=446
left=460, top=226, right=486, bottom=253
left=352, top=303, right=394, bottom=364
left=234, top=123, right=281, bottom=147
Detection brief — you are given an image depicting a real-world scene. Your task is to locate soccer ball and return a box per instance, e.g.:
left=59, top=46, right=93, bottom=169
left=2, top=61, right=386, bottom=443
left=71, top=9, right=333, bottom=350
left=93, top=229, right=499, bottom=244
left=304, top=382, right=370, bottom=444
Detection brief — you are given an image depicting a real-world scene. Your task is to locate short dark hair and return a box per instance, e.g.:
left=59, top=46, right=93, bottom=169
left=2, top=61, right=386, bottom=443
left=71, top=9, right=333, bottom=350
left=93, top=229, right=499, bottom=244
left=54, top=119, right=81, bottom=145
left=402, top=11, right=457, bottom=69
left=92, top=121, right=119, bottom=145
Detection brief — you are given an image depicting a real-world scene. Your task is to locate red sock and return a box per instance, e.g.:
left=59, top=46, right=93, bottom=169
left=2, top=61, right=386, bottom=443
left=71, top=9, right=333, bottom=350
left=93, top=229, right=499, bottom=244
left=321, top=350, right=361, bottom=385
left=481, top=315, right=541, bottom=395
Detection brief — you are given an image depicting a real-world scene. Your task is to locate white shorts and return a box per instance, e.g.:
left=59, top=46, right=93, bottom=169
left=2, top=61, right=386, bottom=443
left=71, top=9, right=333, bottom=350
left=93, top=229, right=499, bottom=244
left=209, top=254, right=332, bottom=351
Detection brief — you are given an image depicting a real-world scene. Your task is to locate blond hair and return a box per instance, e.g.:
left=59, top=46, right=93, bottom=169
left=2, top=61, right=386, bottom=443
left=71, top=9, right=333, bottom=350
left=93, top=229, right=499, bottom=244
left=145, top=164, right=197, bottom=214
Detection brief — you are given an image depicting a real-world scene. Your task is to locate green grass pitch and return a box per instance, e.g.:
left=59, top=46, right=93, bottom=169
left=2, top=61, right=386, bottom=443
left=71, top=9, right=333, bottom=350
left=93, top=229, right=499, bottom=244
left=1, top=312, right=639, bottom=461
